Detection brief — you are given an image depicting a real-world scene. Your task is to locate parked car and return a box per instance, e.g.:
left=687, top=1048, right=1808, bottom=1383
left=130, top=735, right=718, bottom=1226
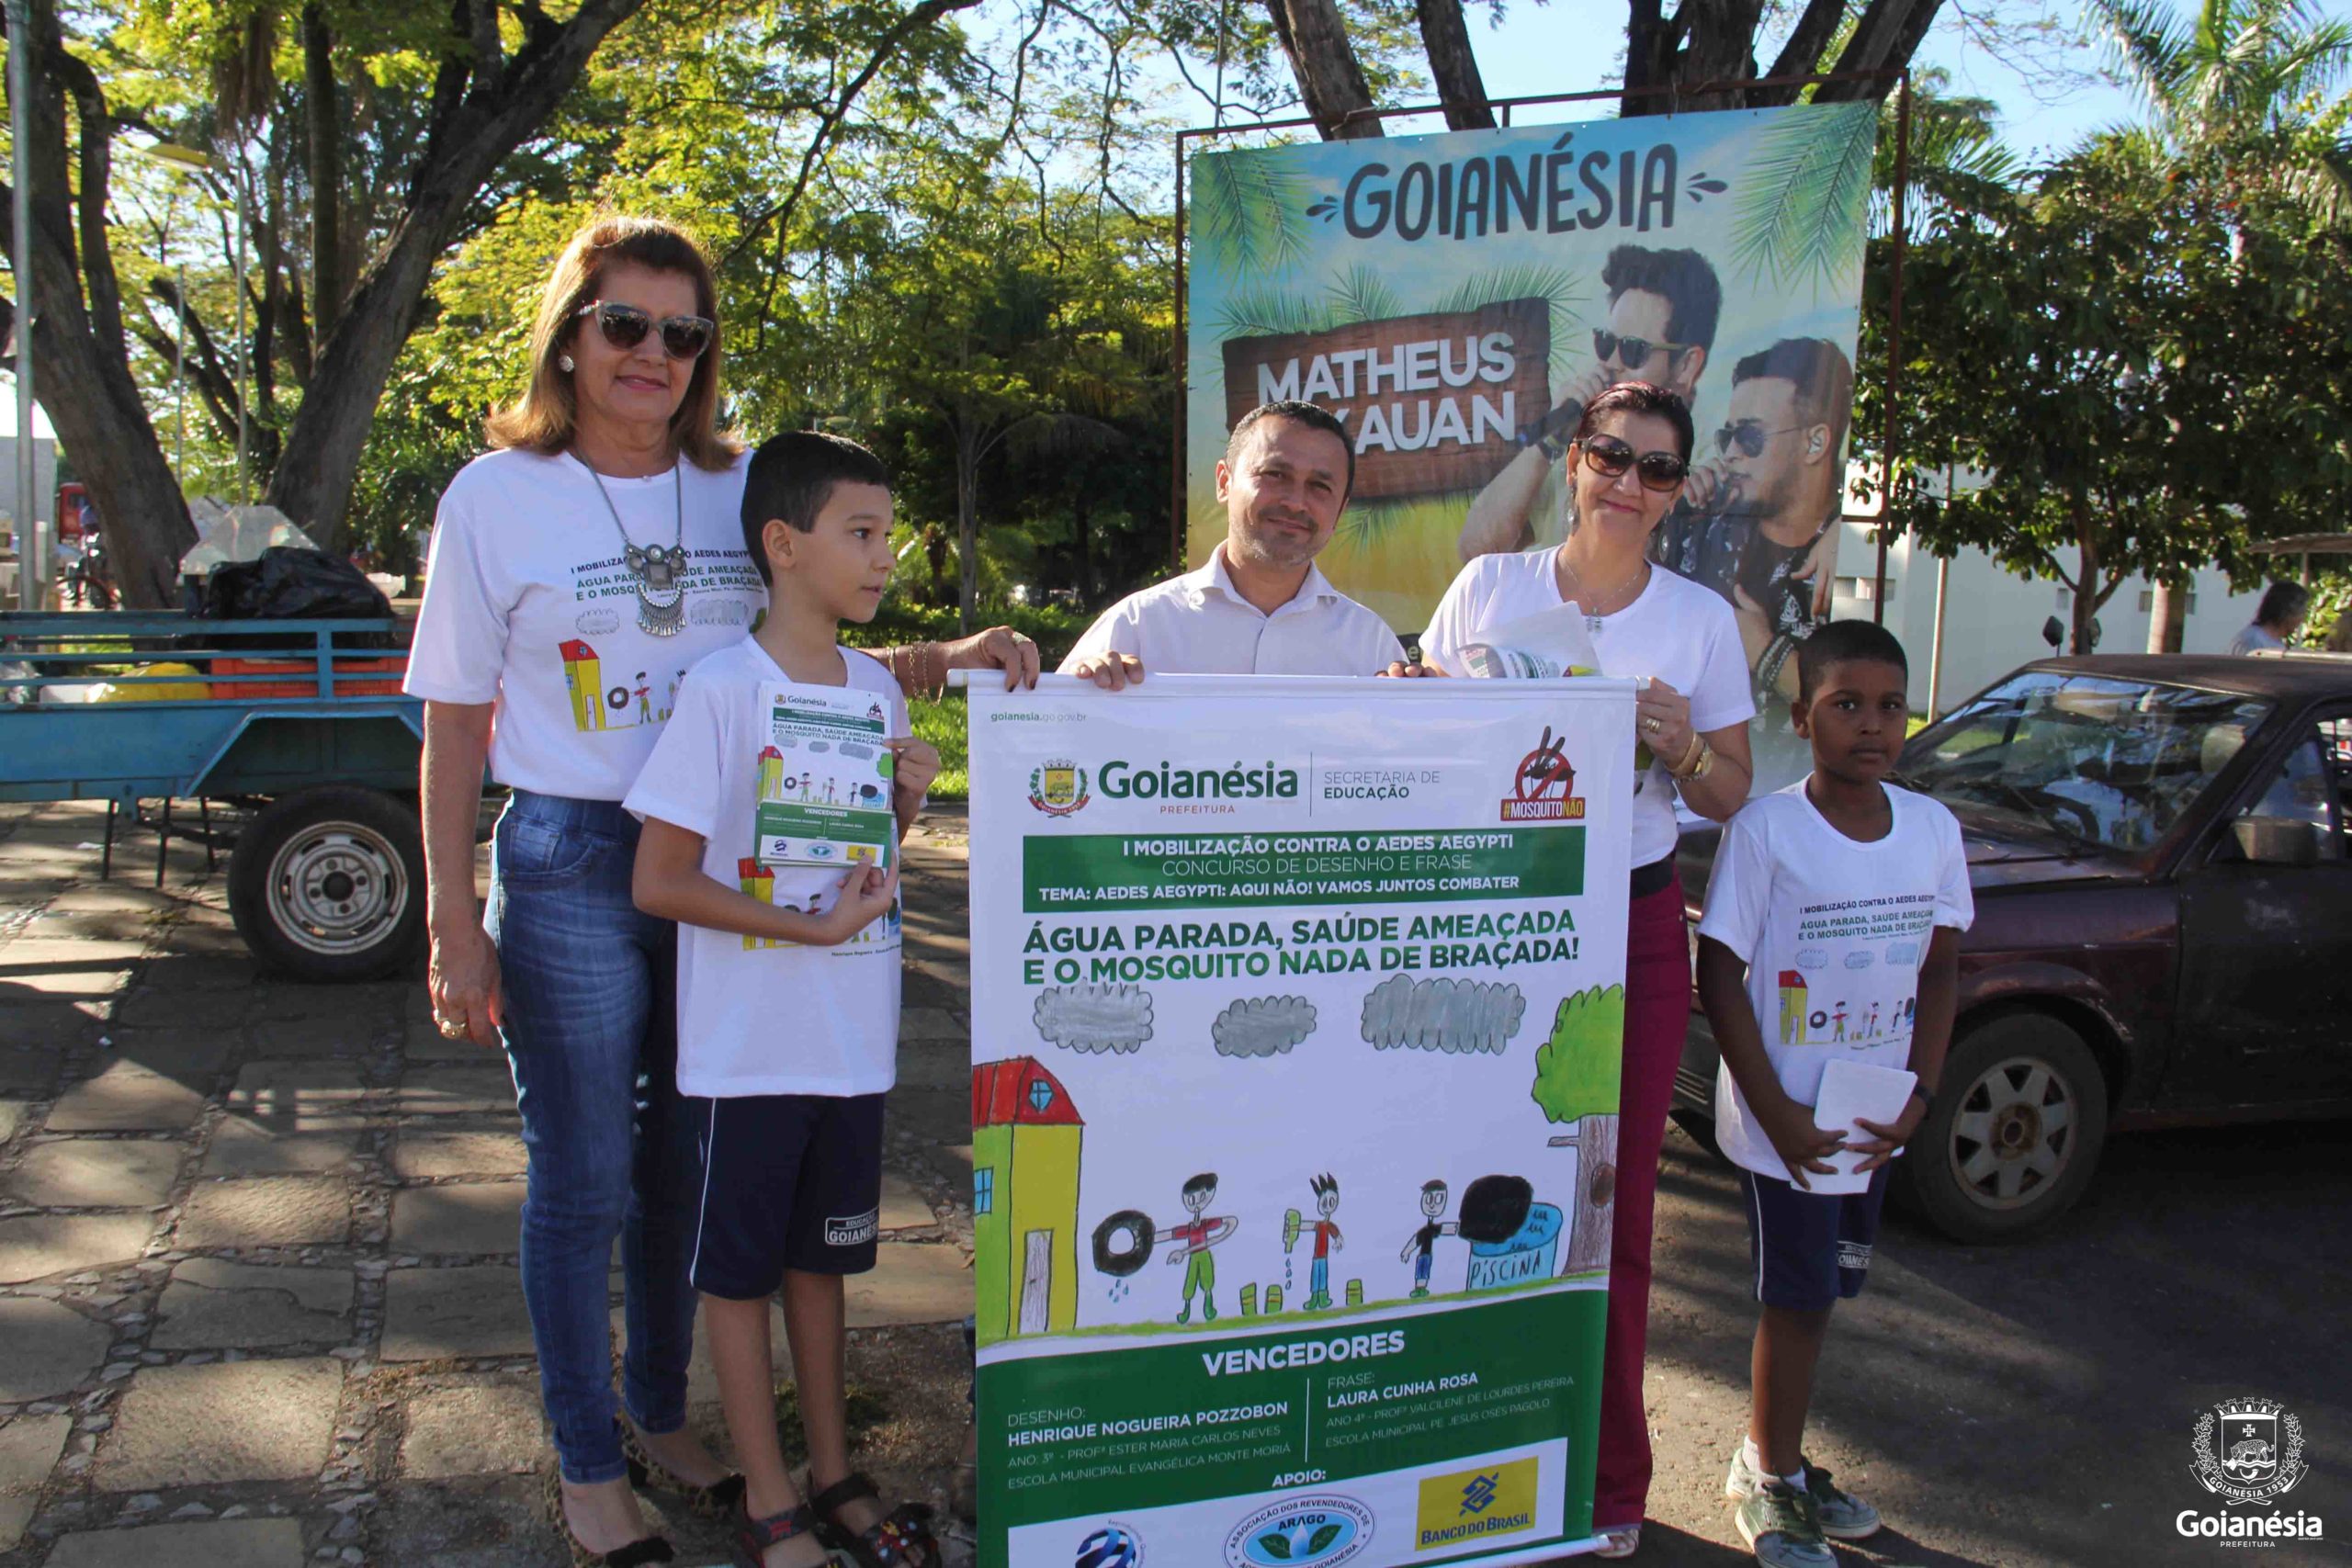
left=1673, top=654, right=2352, bottom=1242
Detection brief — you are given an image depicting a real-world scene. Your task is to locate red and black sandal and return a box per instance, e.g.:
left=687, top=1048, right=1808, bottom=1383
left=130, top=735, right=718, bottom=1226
left=728, top=1494, right=827, bottom=1568
left=808, top=1472, right=939, bottom=1568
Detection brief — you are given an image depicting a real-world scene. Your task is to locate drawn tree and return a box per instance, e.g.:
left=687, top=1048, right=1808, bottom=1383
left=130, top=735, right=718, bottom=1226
left=1531, top=985, right=1624, bottom=1275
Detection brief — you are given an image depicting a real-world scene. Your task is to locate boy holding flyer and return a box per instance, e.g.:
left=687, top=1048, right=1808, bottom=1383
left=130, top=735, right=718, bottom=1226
left=628, top=431, right=941, bottom=1568
left=1693, top=620, right=1973, bottom=1568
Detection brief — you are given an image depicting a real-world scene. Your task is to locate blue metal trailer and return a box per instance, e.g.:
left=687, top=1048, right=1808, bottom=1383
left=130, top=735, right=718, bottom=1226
left=0, top=613, right=426, bottom=981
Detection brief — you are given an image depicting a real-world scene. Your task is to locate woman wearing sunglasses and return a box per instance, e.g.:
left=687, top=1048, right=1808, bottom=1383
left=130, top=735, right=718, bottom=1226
left=406, top=215, right=1027, bottom=1565
left=1412, top=380, right=1754, bottom=1561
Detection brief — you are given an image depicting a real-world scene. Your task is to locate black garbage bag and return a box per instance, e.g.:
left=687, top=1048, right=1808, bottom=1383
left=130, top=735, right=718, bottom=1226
left=196, top=547, right=396, bottom=652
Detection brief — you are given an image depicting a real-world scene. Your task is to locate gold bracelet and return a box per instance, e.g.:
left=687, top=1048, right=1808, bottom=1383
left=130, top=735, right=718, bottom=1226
left=1669, top=730, right=1705, bottom=778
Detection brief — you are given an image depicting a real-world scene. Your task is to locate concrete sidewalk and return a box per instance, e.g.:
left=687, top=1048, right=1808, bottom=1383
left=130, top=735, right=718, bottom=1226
left=0, top=800, right=978, bottom=1567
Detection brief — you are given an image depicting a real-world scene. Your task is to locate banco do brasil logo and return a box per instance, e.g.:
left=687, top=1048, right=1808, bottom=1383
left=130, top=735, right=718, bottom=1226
left=1029, top=760, right=1091, bottom=816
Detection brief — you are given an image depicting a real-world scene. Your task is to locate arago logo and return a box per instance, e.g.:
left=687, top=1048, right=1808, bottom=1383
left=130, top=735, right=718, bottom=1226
left=1029, top=760, right=1091, bottom=817
left=2178, top=1395, right=2324, bottom=1545
left=1223, top=1494, right=1374, bottom=1567
left=1503, top=725, right=1585, bottom=822
left=1416, top=1457, right=1538, bottom=1551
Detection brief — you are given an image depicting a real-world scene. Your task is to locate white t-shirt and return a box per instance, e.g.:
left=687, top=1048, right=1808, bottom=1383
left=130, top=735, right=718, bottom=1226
left=1059, top=547, right=1404, bottom=677
left=1696, top=780, right=1974, bottom=1179
left=1420, top=547, right=1755, bottom=867
left=622, top=637, right=906, bottom=1099
left=405, top=448, right=766, bottom=801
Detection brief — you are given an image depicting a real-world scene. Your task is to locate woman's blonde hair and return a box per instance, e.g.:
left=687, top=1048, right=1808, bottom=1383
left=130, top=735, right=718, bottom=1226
left=484, top=214, right=743, bottom=470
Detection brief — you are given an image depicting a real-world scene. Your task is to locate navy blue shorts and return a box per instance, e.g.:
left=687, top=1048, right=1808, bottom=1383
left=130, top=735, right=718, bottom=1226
left=686, top=1092, right=885, bottom=1299
left=1740, top=1166, right=1889, bottom=1312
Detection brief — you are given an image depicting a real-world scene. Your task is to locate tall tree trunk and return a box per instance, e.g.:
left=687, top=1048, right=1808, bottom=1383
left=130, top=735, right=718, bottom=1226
left=1414, top=0, right=1495, bottom=130
left=1263, top=0, right=1384, bottom=139
left=5, top=0, right=193, bottom=606
left=1072, top=486, right=1093, bottom=607
left=1623, top=0, right=1766, bottom=115
left=1811, top=0, right=1944, bottom=101
left=2147, top=574, right=2188, bottom=653
left=302, top=3, right=343, bottom=344
left=2073, top=500, right=2101, bottom=654
left=956, top=431, right=980, bottom=635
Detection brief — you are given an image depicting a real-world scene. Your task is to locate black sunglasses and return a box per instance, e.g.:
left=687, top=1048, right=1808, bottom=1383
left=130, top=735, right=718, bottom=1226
left=1714, top=421, right=1805, bottom=458
left=574, top=300, right=717, bottom=360
left=1593, top=328, right=1692, bottom=370
left=1578, top=433, right=1689, bottom=491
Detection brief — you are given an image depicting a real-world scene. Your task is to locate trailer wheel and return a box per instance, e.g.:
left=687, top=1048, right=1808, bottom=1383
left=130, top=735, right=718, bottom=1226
left=230, top=786, right=424, bottom=982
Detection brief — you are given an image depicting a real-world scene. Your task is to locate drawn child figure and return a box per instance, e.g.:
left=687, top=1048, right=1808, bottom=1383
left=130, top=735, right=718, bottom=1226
left=1397, top=1180, right=1459, bottom=1300
left=1287, top=1174, right=1344, bottom=1310
left=1159, top=1173, right=1238, bottom=1325
left=1829, top=1002, right=1848, bottom=1043
left=634, top=671, right=653, bottom=725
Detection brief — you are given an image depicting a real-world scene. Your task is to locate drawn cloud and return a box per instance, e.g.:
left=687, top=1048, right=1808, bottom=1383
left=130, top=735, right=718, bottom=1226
left=1359, top=975, right=1526, bottom=1055
left=1034, top=983, right=1155, bottom=1055
left=1213, top=996, right=1317, bottom=1058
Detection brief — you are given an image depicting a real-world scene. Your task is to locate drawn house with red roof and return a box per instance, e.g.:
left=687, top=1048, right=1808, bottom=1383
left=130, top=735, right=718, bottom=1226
left=758, top=744, right=785, bottom=801
left=560, top=639, right=605, bottom=732
left=1778, top=970, right=1808, bottom=1044
left=972, top=1057, right=1082, bottom=1342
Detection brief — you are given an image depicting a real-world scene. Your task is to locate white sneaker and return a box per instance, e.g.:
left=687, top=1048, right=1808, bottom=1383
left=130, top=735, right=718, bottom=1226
left=1727, top=1443, right=1883, bottom=1541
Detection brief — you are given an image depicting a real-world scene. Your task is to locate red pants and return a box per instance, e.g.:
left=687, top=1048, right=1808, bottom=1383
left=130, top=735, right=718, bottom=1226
left=1593, top=875, right=1692, bottom=1529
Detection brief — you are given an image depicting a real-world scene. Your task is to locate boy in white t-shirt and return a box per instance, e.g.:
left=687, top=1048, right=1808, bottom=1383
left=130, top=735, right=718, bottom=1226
left=1694, top=620, right=1973, bottom=1568
left=627, top=432, right=943, bottom=1568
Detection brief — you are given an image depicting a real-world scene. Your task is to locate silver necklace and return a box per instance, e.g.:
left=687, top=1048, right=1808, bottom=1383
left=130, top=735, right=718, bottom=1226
left=1559, top=551, right=1649, bottom=636
left=585, top=461, right=687, bottom=637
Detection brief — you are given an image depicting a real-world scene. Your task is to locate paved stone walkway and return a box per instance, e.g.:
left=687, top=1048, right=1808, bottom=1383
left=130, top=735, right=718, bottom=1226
left=0, top=800, right=979, bottom=1567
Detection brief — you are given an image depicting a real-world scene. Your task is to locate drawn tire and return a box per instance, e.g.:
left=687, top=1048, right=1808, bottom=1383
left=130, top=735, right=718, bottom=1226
left=1897, top=1011, right=2109, bottom=1243
left=1091, top=1209, right=1155, bottom=1278
left=230, top=786, right=425, bottom=983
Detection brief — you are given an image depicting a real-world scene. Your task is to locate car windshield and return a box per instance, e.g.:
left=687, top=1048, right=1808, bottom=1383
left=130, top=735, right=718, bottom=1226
left=1902, top=672, right=2272, bottom=853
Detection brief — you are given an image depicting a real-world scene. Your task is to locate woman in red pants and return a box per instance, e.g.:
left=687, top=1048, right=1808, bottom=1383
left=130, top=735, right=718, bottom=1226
left=1418, top=380, right=1758, bottom=1558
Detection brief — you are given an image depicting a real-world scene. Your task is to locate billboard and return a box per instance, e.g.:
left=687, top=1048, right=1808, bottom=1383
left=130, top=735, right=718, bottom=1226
left=1186, top=102, right=1877, bottom=790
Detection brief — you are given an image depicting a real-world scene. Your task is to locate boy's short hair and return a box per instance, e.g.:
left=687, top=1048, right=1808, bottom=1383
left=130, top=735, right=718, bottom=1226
left=740, top=430, right=891, bottom=586
left=1796, top=620, right=1909, bottom=705
left=1310, top=1172, right=1340, bottom=1199
left=1420, top=1179, right=1447, bottom=1195
left=1182, top=1172, right=1218, bottom=1198
left=1600, top=244, right=1724, bottom=353
left=1226, top=400, right=1357, bottom=502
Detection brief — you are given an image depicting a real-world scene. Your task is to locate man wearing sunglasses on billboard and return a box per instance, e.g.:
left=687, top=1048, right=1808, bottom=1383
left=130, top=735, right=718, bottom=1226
left=1457, top=244, right=1721, bottom=560
left=1657, top=337, right=1855, bottom=786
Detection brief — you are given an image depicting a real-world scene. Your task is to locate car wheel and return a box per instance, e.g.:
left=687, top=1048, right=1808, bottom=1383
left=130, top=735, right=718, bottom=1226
left=1899, top=1012, right=2109, bottom=1243
left=229, top=786, right=424, bottom=982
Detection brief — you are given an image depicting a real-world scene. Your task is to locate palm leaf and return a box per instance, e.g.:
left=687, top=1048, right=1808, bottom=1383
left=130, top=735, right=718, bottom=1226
left=1191, top=148, right=1315, bottom=280
left=1730, top=103, right=1880, bottom=294
left=1213, top=287, right=1338, bottom=340
left=1430, top=265, right=1587, bottom=374
left=1325, top=264, right=1401, bottom=324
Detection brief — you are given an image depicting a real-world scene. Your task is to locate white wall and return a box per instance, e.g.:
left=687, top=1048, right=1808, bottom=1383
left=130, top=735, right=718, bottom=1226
left=1825, top=521, right=2271, bottom=716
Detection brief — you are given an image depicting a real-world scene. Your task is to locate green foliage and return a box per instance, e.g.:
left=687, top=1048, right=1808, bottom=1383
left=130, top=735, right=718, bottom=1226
left=1430, top=265, right=1588, bottom=376
left=1529, top=986, right=1624, bottom=1125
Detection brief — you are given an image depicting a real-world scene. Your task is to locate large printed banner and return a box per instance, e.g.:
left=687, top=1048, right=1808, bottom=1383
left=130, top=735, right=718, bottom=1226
left=1187, top=103, right=1876, bottom=791
left=968, top=676, right=1636, bottom=1568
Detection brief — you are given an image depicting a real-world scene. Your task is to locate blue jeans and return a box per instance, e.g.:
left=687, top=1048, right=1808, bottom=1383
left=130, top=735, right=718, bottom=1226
left=487, top=790, right=698, bottom=1484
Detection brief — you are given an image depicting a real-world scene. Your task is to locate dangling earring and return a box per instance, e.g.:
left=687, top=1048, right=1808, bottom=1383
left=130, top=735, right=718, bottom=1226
left=558, top=353, right=575, bottom=372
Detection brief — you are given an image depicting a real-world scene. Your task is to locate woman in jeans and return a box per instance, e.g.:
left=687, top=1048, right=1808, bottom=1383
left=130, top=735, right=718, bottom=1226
left=1417, top=381, right=1756, bottom=1560
left=407, top=214, right=1036, bottom=1564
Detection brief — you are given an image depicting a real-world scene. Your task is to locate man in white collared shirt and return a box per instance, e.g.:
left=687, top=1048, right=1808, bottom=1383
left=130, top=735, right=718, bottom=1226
left=1060, top=401, right=1404, bottom=682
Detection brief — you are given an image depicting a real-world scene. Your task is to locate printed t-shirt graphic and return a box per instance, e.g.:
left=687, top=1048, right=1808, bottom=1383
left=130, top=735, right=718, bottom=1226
left=624, top=638, right=908, bottom=1098
left=405, top=449, right=765, bottom=802
left=1695, top=779, right=1973, bottom=1179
